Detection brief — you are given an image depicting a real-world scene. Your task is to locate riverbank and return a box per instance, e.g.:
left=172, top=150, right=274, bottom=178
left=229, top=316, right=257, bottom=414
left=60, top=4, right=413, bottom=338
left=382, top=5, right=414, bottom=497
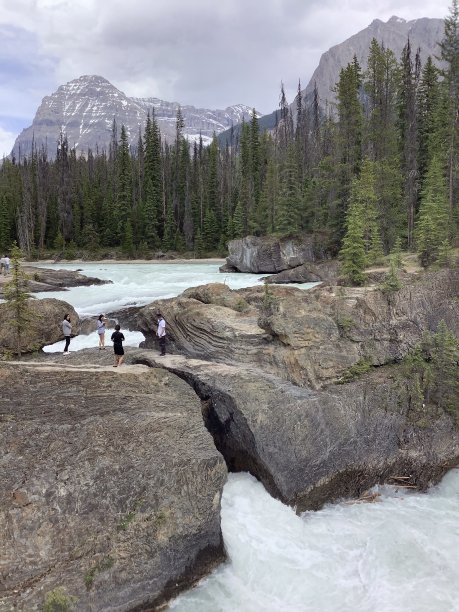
left=25, top=257, right=226, bottom=265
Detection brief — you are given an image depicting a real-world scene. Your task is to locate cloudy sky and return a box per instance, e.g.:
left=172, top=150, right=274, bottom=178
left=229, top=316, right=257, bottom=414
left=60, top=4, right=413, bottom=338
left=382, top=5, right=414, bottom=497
left=0, top=0, right=449, bottom=156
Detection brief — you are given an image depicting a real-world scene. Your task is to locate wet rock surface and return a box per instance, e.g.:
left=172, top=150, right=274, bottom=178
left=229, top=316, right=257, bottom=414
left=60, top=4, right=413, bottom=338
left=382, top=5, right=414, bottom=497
left=0, top=360, right=226, bottom=611
left=22, top=266, right=112, bottom=293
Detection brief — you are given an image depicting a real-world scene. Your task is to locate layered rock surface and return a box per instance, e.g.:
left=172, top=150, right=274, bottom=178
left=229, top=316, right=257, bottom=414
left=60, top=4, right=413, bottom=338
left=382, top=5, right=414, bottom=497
left=122, top=269, right=459, bottom=389
left=0, top=361, right=226, bottom=611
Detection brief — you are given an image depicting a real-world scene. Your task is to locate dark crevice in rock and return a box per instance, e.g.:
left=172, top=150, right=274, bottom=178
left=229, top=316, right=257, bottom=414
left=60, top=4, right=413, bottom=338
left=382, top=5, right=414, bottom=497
left=172, top=370, right=286, bottom=504
left=132, top=357, right=287, bottom=505
left=132, top=355, right=459, bottom=516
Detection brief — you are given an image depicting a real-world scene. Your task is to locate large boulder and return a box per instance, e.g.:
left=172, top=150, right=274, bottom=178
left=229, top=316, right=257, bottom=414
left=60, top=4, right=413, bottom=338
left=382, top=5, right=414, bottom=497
left=226, top=234, right=328, bottom=273
left=126, top=352, right=459, bottom=513
left=0, top=298, right=80, bottom=355
left=0, top=360, right=227, bottom=611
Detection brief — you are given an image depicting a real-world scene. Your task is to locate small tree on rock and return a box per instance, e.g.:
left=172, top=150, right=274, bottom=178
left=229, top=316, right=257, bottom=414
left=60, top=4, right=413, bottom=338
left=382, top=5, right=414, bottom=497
left=3, top=243, right=33, bottom=357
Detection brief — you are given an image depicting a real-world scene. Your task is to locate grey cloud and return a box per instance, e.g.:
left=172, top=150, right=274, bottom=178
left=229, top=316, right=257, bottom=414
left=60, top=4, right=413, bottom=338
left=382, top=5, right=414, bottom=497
left=0, top=0, right=450, bottom=126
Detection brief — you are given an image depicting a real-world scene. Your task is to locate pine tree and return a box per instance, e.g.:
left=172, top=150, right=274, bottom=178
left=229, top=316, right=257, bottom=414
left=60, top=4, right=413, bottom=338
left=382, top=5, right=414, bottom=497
left=116, top=125, right=132, bottom=242
left=276, top=144, right=302, bottom=234
left=398, top=40, right=421, bottom=248
left=3, top=243, right=33, bottom=356
left=365, top=40, right=403, bottom=250
left=122, top=218, right=134, bottom=256
left=417, top=57, right=441, bottom=189
left=415, top=155, right=450, bottom=267
left=439, top=0, right=459, bottom=221
left=339, top=186, right=366, bottom=285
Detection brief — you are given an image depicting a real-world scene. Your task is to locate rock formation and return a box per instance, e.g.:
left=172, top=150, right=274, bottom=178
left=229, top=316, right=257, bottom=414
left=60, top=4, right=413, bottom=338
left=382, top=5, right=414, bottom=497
left=225, top=234, right=330, bottom=274
left=302, top=16, right=444, bottom=108
left=123, top=269, right=459, bottom=389
left=0, top=362, right=227, bottom=610
left=0, top=266, right=110, bottom=297
left=2, top=265, right=458, bottom=610
left=0, top=298, right=79, bottom=354
left=122, top=352, right=459, bottom=513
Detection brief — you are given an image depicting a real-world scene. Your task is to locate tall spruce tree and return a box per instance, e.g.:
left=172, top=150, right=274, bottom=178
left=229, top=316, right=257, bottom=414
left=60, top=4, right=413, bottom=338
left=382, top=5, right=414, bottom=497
left=415, top=155, right=450, bottom=267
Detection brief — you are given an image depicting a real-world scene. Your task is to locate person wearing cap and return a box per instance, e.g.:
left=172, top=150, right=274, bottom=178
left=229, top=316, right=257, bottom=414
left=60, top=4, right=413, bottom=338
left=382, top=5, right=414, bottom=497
left=156, top=313, right=166, bottom=356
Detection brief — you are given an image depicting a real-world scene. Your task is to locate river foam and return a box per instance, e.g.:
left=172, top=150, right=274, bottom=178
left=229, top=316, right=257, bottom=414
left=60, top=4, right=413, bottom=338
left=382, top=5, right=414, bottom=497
left=170, top=471, right=459, bottom=612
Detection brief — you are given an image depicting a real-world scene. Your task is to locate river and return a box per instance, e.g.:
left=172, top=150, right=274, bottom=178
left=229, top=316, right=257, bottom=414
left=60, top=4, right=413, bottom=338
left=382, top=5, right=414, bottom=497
left=34, top=261, right=459, bottom=611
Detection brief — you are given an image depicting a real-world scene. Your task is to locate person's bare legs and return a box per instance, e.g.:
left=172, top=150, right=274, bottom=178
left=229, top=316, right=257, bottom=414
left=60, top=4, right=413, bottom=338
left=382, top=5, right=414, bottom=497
left=118, top=355, right=124, bottom=367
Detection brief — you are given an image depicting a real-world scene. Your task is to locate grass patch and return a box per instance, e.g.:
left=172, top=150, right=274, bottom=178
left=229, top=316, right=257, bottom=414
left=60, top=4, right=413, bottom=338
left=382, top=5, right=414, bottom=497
left=43, top=588, right=77, bottom=611
left=84, top=556, right=114, bottom=591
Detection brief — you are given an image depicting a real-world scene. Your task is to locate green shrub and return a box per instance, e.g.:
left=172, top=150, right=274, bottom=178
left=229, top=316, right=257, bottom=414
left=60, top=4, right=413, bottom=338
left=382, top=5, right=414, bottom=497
left=43, top=588, right=76, bottom=612
left=339, top=358, right=372, bottom=383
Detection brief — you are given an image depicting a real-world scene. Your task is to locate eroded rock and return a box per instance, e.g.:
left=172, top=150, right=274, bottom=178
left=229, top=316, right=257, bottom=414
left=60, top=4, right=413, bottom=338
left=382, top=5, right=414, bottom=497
left=226, top=234, right=328, bottom=273
left=0, top=298, right=79, bottom=354
left=0, top=361, right=227, bottom=611
left=122, top=269, right=459, bottom=389
left=126, top=352, right=459, bottom=512
left=22, top=266, right=112, bottom=293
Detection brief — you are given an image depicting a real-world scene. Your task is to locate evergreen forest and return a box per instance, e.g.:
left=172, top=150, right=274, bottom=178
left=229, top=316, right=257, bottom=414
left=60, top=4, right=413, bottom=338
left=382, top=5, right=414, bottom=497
left=0, top=4, right=458, bottom=283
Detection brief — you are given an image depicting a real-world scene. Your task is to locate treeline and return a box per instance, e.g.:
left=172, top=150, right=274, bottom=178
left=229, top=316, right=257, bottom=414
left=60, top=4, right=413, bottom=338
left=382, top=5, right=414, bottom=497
left=0, top=4, right=458, bottom=273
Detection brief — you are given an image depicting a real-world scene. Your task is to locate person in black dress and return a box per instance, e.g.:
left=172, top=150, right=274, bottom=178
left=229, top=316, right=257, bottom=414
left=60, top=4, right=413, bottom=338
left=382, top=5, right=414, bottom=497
left=111, top=324, right=125, bottom=367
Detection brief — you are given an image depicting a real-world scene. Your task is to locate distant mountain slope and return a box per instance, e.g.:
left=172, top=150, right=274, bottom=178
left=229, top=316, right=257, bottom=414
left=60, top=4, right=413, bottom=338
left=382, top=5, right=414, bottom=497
left=304, top=16, right=444, bottom=106
left=218, top=15, right=444, bottom=146
left=12, top=75, right=253, bottom=158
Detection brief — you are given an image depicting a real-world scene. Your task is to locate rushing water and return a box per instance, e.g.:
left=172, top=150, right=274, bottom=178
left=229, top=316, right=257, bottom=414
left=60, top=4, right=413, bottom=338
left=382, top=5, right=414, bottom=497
left=33, top=262, right=459, bottom=610
left=170, top=472, right=459, bottom=612
left=32, top=261, right=266, bottom=317
left=33, top=261, right=268, bottom=352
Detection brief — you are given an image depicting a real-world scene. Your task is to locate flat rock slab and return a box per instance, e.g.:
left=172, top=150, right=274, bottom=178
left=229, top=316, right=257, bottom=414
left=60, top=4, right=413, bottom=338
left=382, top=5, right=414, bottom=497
left=0, top=362, right=227, bottom=611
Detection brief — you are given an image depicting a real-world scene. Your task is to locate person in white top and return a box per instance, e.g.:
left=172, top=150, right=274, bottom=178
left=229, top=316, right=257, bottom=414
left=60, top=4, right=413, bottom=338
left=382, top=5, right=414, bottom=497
left=4, top=255, right=10, bottom=274
left=156, top=313, right=166, bottom=356
left=96, top=313, right=107, bottom=349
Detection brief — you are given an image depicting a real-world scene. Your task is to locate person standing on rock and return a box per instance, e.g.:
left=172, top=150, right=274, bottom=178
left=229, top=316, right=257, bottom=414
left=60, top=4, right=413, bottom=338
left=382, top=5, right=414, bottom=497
left=111, top=324, right=125, bottom=367
left=3, top=255, right=10, bottom=275
left=96, top=313, right=107, bottom=349
left=157, top=313, right=166, bottom=356
left=62, top=313, right=72, bottom=355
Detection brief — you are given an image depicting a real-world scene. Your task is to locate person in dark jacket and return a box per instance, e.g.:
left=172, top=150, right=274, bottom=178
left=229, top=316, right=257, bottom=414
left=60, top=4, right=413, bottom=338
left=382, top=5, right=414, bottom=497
left=111, top=324, right=125, bottom=367
left=62, top=314, right=72, bottom=355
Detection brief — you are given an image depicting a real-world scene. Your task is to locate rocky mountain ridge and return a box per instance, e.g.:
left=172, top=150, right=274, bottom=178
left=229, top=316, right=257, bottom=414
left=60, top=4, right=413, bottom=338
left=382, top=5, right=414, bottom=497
left=11, top=75, right=253, bottom=159
left=304, top=15, right=444, bottom=107
left=218, top=15, right=444, bottom=145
